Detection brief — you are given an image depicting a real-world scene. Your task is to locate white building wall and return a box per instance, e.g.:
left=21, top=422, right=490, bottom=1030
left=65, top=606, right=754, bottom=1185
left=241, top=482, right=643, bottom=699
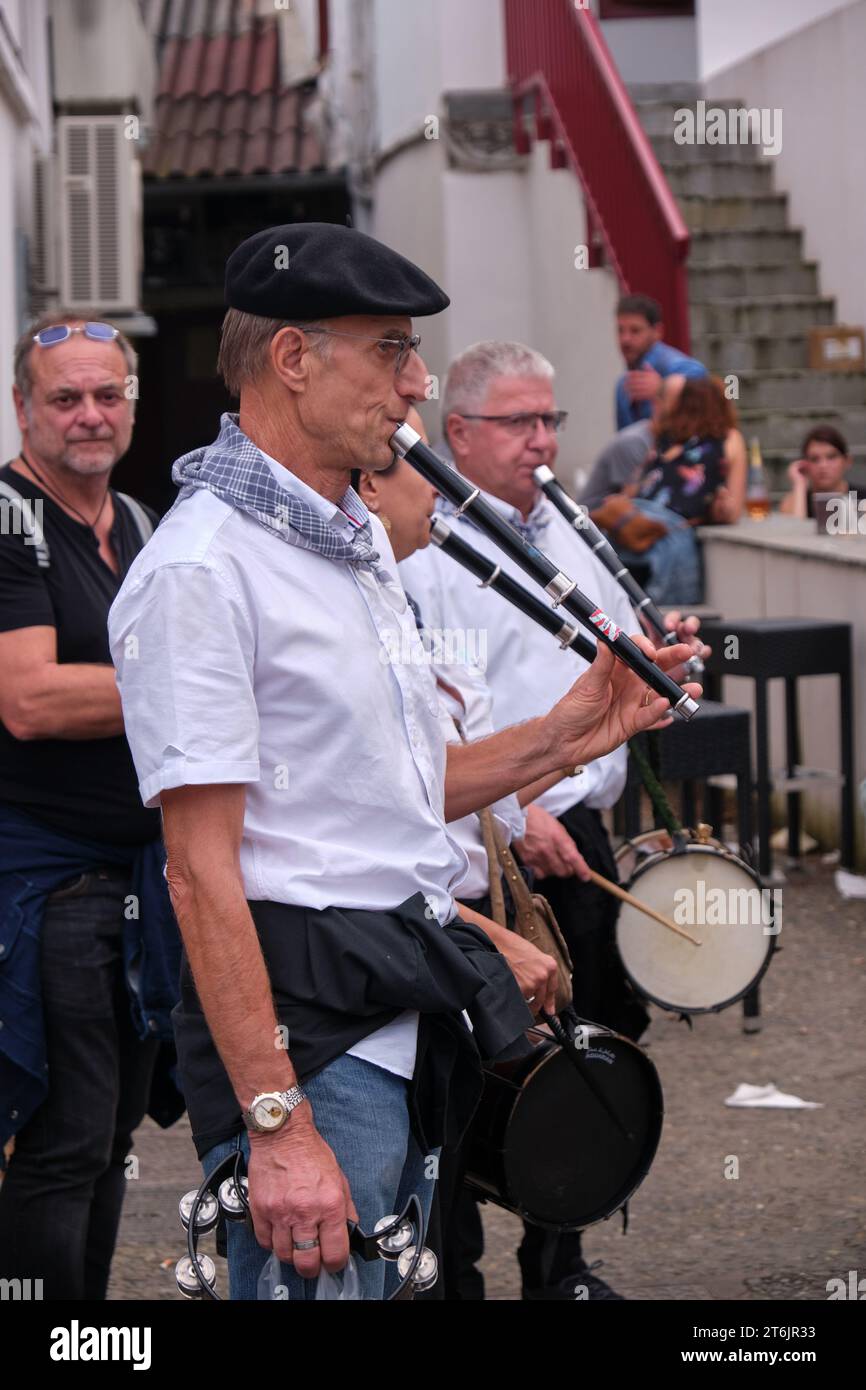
left=0, top=0, right=51, bottom=461
left=523, top=142, right=622, bottom=489
left=361, top=0, right=622, bottom=465
left=0, top=107, right=19, bottom=459
left=698, top=0, right=858, bottom=79
left=374, top=135, right=621, bottom=469
left=705, top=0, right=866, bottom=333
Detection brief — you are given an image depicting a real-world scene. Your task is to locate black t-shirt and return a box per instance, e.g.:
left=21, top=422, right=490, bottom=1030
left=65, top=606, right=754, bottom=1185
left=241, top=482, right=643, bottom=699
left=0, top=462, right=160, bottom=845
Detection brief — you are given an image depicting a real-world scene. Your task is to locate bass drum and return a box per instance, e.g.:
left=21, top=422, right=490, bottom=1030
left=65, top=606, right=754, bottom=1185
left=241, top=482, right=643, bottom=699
left=614, top=835, right=775, bottom=1015
left=463, top=1024, right=663, bottom=1232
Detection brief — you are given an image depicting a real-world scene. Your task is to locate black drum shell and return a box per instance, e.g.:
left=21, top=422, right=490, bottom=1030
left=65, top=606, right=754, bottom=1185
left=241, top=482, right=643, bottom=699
left=463, top=1026, right=663, bottom=1232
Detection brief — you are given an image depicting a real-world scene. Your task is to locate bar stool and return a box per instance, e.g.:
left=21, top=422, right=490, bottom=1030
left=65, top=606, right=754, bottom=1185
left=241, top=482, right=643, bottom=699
left=698, top=618, right=855, bottom=877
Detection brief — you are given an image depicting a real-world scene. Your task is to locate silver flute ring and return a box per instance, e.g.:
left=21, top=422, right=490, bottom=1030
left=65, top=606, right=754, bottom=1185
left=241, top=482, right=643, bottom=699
left=293, top=1237, right=320, bottom=1251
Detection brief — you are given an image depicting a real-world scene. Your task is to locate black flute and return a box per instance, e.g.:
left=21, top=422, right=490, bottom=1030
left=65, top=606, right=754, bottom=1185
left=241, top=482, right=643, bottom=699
left=391, top=424, right=698, bottom=719
left=532, top=464, right=675, bottom=644
left=430, top=515, right=597, bottom=664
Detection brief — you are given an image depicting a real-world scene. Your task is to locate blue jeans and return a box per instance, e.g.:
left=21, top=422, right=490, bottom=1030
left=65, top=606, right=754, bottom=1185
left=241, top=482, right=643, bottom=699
left=618, top=497, right=703, bottom=606
left=202, top=1052, right=437, bottom=1300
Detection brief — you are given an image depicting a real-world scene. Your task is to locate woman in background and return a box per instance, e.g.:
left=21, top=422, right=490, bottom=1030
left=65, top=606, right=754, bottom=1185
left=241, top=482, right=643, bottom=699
left=779, top=425, right=853, bottom=519
left=593, top=376, right=745, bottom=605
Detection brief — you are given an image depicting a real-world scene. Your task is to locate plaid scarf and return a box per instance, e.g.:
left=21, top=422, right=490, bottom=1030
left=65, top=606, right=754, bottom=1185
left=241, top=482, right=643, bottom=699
left=172, top=413, right=380, bottom=570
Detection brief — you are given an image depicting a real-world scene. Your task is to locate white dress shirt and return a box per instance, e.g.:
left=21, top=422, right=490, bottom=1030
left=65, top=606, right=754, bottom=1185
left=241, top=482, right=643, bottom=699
left=109, top=454, right=469, bottom=1080
left=433, top=659, right=526, bottom=902
left=399, top=489, right=637, bottom=819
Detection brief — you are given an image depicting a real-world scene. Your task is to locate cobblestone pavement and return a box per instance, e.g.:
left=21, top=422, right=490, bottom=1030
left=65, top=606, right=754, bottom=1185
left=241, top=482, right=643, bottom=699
left=105, top=861, right=865, bottom=1302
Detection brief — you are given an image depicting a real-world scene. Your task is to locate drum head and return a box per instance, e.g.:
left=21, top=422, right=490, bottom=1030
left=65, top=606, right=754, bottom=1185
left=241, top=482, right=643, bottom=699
left=616, top=847, right=774, bottom=1014
left=503, top=1032, right=663, bottom=1229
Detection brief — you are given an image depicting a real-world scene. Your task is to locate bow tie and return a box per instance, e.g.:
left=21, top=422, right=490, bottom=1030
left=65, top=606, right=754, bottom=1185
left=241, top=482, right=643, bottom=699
left=510, top=506, right=551, bottom=548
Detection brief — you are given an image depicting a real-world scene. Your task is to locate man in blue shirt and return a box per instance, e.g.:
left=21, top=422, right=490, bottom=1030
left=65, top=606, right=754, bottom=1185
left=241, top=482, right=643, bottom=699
left=615, top=293, right=706, bottom=430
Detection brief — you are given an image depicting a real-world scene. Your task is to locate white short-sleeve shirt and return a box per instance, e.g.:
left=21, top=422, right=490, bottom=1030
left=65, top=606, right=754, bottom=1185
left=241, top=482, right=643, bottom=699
left=108, top=456, right=469, bottom=1079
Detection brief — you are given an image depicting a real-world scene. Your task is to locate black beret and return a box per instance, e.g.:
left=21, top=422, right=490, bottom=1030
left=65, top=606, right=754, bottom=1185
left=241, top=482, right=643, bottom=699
left=225, top=222, right=450, bottom=320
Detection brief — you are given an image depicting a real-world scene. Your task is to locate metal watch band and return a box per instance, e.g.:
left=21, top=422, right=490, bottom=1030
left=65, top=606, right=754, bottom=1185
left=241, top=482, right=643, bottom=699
left=244, top=1084, right=307, bottom=1134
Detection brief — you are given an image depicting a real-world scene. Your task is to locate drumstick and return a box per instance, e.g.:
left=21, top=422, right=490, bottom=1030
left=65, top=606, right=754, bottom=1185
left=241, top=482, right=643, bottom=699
left=586, top=868, right=702, bottom=946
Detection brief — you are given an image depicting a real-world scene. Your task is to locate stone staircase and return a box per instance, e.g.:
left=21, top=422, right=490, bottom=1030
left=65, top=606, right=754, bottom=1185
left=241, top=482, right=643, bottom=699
left=629, top=83, right=866, bottom=496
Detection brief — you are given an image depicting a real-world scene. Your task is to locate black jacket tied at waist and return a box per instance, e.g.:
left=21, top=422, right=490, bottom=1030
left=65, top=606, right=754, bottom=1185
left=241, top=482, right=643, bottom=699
left=173, top=892, right=533, bottom=1159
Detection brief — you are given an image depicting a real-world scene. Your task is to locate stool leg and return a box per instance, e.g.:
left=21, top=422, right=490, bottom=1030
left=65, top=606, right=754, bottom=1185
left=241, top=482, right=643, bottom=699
left=742, top=983, right=761, bottom=1033
left=703, top=780, right=724, bottom=839
left=737, top=740, right=754, bottom=862
left=754, top=677, right=772, bottom=878
left=681, top=780, right=696, bottom=831
left=840, top=659, right=855, bottom=870
left=784, top=677, right=801, bottom=862
left=624, top=773, right=641, bottom=839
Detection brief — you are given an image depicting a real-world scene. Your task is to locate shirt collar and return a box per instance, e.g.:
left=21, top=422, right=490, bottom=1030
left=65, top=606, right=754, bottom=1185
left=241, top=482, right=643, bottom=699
left=259, top=449, right=363, bottom=541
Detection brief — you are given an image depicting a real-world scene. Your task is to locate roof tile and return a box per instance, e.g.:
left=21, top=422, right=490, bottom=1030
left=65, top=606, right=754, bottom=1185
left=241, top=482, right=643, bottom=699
left=143, top=5, right=327, bottom=181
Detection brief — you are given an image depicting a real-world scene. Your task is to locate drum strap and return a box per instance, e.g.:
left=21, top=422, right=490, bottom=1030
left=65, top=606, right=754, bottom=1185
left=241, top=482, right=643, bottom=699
left=448, top=712, right=573, bottom=1011
left=477, top=808, right=574, bottom=1013
left=628, top=736, right=682, bottom=841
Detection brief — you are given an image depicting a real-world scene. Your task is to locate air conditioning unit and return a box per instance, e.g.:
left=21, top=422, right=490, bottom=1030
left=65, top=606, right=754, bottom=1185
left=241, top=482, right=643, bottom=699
left=31, top=154, right=59, bottom=298
left=57, top=115, right=141, bottom=313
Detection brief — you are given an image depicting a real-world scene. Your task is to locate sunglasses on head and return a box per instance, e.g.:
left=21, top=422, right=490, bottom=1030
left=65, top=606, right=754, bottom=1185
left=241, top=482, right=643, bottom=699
left=33, top=322, right=119, bottom=347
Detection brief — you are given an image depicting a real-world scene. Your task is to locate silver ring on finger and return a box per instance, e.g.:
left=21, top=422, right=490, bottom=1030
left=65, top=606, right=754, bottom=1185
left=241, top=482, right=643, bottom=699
left=293, top=1237, right=320, bottom=1251
left=526, top=994, right=536, bottom=1004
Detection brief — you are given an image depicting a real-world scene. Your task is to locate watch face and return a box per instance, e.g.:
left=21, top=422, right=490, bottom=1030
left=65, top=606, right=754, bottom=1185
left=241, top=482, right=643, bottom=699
left=252, top=1096, right=285, bottom=1131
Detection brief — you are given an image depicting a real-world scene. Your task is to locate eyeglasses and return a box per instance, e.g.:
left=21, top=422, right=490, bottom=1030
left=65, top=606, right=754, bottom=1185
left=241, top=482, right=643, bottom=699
left=305, top=329, right=422, bottom=377
left=458, top=411, right=568, bottom=437
left=34, top=322, right=119, bottom=347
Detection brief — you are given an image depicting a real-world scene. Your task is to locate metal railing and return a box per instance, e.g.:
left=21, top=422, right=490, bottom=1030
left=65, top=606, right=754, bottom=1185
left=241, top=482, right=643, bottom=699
left=505, top=0, right=691, bottom=350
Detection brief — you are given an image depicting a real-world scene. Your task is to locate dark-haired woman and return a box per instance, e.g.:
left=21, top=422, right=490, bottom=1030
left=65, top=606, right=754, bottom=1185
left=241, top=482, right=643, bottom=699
left=779, top=425, right=853, bottom=519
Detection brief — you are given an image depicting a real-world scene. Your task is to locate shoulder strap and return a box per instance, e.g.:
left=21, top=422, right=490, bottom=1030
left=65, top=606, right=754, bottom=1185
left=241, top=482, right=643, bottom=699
left=115, top=491, right=154, bottom=548
left=0, top=479, right=51, bottom=568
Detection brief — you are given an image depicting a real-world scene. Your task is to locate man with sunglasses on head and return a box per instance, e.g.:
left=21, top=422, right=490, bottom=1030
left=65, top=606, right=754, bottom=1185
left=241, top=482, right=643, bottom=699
left=0, top=311, right=182, bottom=1300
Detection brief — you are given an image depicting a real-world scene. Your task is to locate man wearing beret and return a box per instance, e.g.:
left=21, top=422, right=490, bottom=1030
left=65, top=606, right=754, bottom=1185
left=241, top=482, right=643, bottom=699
left=108, top=222, right=692, bottom=1300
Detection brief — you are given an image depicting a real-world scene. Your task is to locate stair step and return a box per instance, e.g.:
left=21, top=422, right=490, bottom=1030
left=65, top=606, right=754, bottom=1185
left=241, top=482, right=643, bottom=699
left=690, top=296, right=835, bottom=337
left=665, top=162, right=775, bottom=197
left=734, top=406, right=866, bottom=451
left=650, top=134, right=762, bottom=165
left=692, top=334, right=813, bottom=372
left=631, top=98, right=746, bottom=136
left=689, top=262, right=819, bottom=298
left=727, top=369, right=866, bottom=411
left=689, top=229, right=803, bottom=266
left=628, top=82, right=706, bottom=104
left=680, top=194, right=789, bottom=233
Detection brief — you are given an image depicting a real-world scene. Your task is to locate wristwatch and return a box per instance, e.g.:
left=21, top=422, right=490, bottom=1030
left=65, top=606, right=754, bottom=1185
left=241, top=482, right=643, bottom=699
left=243, top=1085, right=307, bottom=1135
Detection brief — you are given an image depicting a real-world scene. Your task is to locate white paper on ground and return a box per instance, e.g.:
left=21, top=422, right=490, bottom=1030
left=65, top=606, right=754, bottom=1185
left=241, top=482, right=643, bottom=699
left=834, top=868, right=866, bottom=899
left=725, top=1082, right=822, bottom=1109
